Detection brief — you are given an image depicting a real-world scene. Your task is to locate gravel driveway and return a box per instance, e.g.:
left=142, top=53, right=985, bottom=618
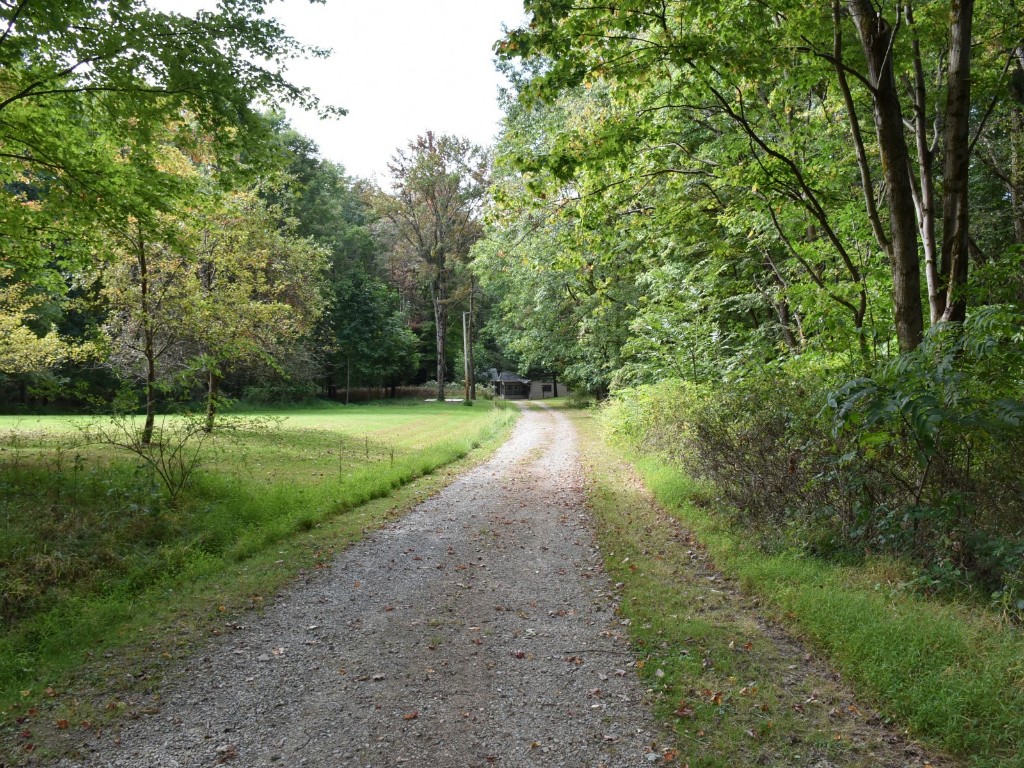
left=59, top=404, right=668, bottom=768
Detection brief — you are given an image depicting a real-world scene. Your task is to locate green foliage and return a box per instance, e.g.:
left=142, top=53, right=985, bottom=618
left=580, top=407, right=1024, bottom=765
left=826, top=308, right=1024, bottom=594
left=0, top=2, right=343, bottom=402
left=602, top=373, right=828, bottom=537
left=373, top=133, right=489, bottom=400
left=1, top=0, right=337, bottom=277
left=486, top=0, right=1024, bottom=615
left=603, top=307, right=1024, bottom=599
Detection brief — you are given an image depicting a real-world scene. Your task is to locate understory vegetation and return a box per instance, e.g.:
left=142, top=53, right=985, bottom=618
left=0, top=402, right=515, bottom=707
left=602, top=309, right=1024, bottom=611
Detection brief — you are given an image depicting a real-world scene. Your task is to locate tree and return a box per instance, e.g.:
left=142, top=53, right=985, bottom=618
left=103, top=214, right=196, bottom=444
left=103, top=188, right=327, bottom=441
left=179, top=191, right=327, bottom=431
left=1, top=0, right=339, bottom=365
left=499, top=0, right=1024, bottom=353
left=264, top=120, right=419, bottom=401
left=374, top=133, right=488, bottom=402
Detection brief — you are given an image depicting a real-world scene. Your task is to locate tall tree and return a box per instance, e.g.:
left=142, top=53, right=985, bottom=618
left=103, top=187, right=327, bottom=441
left=374, top=133, right=488, bottom=402
left=265, top=120, right=419, bottom=400
left=181, top=191, right=327, bottom=431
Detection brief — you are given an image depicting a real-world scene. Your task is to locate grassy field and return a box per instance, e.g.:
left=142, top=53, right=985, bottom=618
left=0, top=400, right=517, bottom=726
left=570, top=406, right=1024, bottom=768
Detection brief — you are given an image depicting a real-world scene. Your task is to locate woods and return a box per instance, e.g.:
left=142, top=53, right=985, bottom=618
left=0, top=0, right=490, bottom=413
left=5, top=0, right=1022, bottom=597
left=481, top=0, right=1024, bottom=602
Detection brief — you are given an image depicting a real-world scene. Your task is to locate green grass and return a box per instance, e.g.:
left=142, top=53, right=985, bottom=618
left=576, top=407, right=1024, bottom=768
left=0, top=401, right=517, bottom=719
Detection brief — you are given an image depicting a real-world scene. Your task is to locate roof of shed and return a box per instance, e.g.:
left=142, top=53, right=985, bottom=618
left=494, top=371, right=531, bottom=383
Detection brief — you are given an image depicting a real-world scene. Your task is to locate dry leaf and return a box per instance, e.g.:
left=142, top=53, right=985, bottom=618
left=673, top=702, right=696, bottom=719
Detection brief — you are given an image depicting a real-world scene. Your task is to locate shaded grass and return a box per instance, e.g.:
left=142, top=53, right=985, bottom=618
left=578, top=405, right=1024, bottom=768
left=0, top=401, right=517, bottom=717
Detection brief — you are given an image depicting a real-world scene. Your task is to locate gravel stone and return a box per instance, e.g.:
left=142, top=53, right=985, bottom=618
left=56, top=404, right=669, bottom=767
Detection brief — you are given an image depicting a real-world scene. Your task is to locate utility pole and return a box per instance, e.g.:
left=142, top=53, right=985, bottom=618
left=462, top=311, right=471, bottom=402
left=468, top=275, right=476, bottom=400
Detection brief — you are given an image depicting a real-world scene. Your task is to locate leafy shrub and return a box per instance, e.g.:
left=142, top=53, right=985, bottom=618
left=826, top=307, right=1024, bottom=594
left=604, top=373, right=828, bottom=540
left=603, top=307, right=1024, bottom=600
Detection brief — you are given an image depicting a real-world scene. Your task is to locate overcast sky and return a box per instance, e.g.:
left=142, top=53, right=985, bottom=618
left=176, top=0, right=527, bottom=181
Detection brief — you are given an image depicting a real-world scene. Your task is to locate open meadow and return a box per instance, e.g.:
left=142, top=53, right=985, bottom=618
left=0, top=401, right=517, bottom=712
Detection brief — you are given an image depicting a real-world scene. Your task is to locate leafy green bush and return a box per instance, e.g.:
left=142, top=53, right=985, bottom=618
left=602, top=373, right=827, bottom=539
left=826, top=307, right=1024, bottom=598
left=603, top=308, right=1024, bottom=601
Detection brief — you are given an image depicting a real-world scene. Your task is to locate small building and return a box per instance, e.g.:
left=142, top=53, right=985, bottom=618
left=529, top=380, right=569, bottom=399
left=493, top=371, right=531, bottom=400
left=491, top=371, right=570, bottom=400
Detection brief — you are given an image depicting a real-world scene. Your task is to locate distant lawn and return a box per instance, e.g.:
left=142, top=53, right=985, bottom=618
left=0, top=400, right=516, bottom=716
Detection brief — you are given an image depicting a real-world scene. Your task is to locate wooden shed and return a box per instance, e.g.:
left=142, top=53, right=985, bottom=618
left=493, top=371, right=532, bottom=400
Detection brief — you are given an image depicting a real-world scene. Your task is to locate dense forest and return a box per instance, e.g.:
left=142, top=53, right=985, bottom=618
left=3, top=0, right=1024, bottom=621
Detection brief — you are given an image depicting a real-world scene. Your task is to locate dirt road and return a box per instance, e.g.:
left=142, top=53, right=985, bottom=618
left=59, top=405, right=668, bottom=767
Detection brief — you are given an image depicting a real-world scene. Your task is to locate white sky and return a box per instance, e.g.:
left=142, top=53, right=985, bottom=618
left=162, top=0, right=529, bottom=181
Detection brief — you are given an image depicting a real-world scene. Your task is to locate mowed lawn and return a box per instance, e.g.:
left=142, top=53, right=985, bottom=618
left=0, top=400, right=516, bottom=706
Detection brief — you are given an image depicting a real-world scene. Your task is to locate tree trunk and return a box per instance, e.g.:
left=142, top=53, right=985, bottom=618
left=1013, top=105, right=1024, bottom=243
left=551, top=370, right=558, bottom=398
left=345, top=354, right=351, bottom=405
left=775, top=299, right=801, bottom=354
left=468, top=283, right=476, bottom=400
left=204, top=371, right=218, bottom=433
left=138, top=228, right=156, bottom=446
left=939, top=0, right=975, bottom=323
left=907, top=5, right=943, bottom=323
left=462, top=311, right=471, bottom=402
left=142, top=361, right=156, bottom=445
left=847, top=0, right=925, bottom=351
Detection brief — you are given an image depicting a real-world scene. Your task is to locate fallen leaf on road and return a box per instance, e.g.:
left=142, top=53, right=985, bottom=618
left=403, top=711, right=418, bottom=720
